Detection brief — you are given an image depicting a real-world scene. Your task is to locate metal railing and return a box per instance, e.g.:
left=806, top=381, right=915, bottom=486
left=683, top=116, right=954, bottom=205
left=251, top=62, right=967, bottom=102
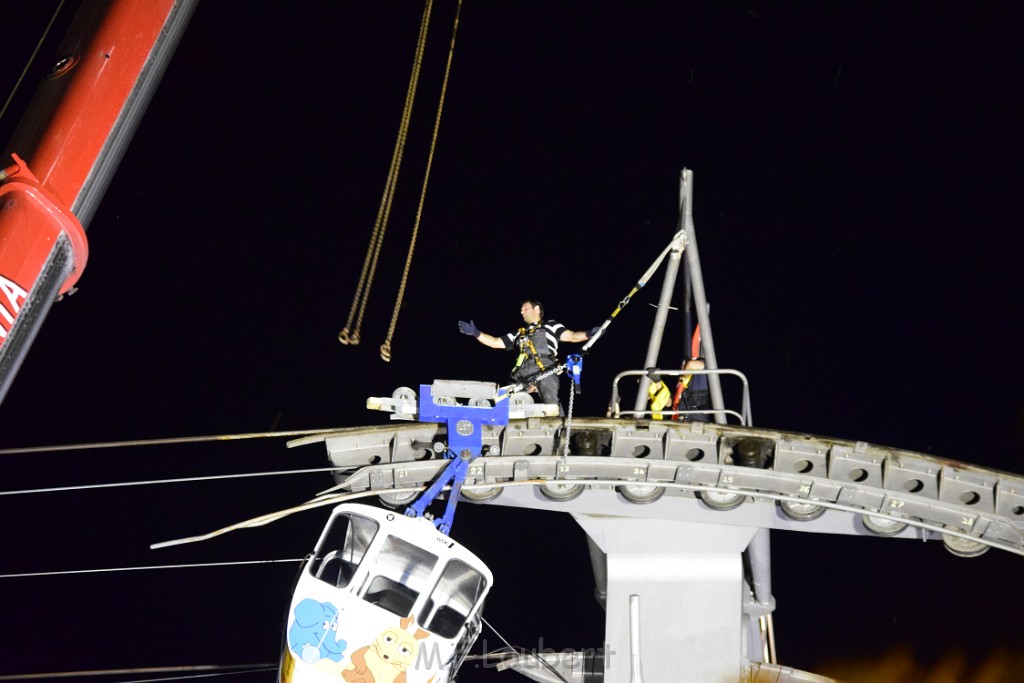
left=609, top=368, right=752, bottom=425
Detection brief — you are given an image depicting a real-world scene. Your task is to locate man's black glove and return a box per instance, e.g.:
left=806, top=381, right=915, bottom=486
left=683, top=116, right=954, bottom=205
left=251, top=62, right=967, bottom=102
left=587, top=326, right=601, bottom=339
left=458, top=320, right=481, bottom=338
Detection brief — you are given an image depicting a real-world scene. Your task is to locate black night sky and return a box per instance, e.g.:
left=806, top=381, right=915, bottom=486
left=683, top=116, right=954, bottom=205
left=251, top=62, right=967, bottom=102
left=1, top=2, right=1023, bottom=681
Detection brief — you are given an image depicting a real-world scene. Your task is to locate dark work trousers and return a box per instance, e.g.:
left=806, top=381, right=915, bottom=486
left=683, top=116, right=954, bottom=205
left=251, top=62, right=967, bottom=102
left=518, top=372, right=563, bottom=414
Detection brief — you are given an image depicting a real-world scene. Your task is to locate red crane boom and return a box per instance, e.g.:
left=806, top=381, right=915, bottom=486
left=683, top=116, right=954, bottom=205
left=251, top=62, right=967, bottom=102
left=0, top=0, right=197, bottom=404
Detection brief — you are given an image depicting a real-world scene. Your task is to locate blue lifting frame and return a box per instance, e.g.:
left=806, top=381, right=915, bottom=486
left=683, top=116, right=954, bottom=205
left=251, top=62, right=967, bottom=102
left=405, top=383, right=510, bottom=534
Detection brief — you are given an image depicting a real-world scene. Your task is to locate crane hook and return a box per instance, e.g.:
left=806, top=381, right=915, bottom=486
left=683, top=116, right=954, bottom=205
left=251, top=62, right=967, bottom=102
left=338, top=328, right=360, bottom=345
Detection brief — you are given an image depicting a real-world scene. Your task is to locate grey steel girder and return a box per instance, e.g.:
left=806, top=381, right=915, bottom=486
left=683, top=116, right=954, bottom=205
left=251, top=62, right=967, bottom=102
left=290, top=417, right=1024, bottom=557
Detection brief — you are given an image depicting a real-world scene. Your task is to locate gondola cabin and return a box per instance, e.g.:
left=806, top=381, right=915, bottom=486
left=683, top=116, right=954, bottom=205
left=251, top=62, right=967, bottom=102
left=280, top=504, right=493, bottom=683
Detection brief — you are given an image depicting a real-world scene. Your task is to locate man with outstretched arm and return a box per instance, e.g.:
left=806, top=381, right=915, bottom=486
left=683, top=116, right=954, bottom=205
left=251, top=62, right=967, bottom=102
left=458, top=299, right=598, bottom=410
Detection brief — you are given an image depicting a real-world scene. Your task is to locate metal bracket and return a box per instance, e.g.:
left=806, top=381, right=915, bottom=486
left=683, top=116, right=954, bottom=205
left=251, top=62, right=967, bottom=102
left=367, top=379, right=558, bottom=420
left=404, top=381, right=511, bottom=534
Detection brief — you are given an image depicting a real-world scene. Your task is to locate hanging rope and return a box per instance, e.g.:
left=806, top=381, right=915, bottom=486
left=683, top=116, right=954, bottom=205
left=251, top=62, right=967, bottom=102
left=338, top=0, right=435, bottom=346
left=380, top=0, right=463, bottom=362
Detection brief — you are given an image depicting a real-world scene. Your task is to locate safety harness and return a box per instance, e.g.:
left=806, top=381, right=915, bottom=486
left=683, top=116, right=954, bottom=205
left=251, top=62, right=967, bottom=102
left=511, top=321, right=547, bottom=378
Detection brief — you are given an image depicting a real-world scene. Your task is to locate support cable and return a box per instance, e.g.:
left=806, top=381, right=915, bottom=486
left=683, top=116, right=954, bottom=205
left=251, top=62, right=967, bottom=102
left=0, top=465, right=344, bottom=497
left=0, top=558, right=303, bottom=581
left=0, top=427, right=346, bottom=456
left=0, top=665, right=276, bottom=682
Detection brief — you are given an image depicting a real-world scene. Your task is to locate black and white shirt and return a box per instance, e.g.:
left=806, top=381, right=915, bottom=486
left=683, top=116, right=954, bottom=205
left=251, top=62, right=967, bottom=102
left=501, top=320, right=566, bottom=379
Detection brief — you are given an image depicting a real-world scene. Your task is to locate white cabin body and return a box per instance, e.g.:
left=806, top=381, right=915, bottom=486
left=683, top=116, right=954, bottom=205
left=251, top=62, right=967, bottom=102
left=281, top=503, right=493, bottom=683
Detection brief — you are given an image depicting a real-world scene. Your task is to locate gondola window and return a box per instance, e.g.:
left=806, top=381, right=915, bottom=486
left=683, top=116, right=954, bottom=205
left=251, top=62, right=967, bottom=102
left=360, top=535, right=438, bottom=617
left=420, top=559, right=487, bottom=638
left=309, top=512, right=379, bottom=588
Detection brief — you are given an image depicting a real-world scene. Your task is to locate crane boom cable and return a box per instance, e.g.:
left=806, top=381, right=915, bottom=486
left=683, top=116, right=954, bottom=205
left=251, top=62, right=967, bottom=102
left=339, top=0, right=434, bottom=346
left=380, top=0, right=463, bottom=362
left=0, top=0, right=66, bottom=126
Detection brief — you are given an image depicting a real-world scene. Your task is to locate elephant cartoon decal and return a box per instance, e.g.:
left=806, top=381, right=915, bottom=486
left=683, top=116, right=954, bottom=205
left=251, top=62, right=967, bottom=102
left=288, top=598, right=347, bottom=665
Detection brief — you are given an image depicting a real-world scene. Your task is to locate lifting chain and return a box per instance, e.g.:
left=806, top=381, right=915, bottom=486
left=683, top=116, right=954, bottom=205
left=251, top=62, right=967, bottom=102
left=338, top=0, right=464, bottom=363
left=381, top=0, right=463, bottom=362
left=338, top=0, right=434, bottom=348
left=561, top=384, right=576, bottom=461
